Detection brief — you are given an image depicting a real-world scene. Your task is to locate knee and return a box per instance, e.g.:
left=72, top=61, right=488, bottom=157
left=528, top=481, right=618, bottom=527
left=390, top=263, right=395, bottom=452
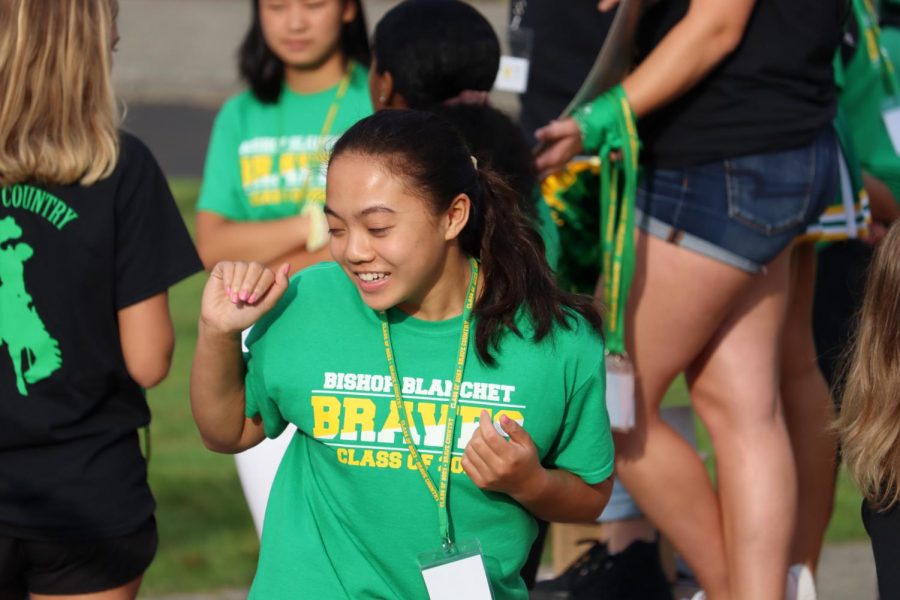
left=613, top=407, right=667, bottom=462
left=692, top=382, right=783, bottom=442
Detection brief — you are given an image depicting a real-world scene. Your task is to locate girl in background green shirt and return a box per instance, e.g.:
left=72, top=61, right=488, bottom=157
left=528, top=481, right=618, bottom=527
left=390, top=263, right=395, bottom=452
left=195, top=0, right=373, bottom=537
left=191, top=110, right=615, bottom=599
left=196, top=0, right=372, bottom=275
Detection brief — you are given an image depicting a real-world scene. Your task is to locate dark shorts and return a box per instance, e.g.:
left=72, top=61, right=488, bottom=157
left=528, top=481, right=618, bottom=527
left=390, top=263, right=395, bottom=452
left=636, top=126, right=838, bottom=272
left=0, top=518, right=157, bottom=597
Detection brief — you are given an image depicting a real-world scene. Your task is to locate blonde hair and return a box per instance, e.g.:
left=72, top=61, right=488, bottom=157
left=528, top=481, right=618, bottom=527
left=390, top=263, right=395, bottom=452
left=837, top=221, right=900, bottom=511
left=0, top=0, right=120, bottom=187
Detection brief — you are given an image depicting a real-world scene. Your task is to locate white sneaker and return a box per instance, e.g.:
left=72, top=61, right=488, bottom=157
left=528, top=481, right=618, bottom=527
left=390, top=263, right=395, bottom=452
left=786, top=563, right=817, bottom=600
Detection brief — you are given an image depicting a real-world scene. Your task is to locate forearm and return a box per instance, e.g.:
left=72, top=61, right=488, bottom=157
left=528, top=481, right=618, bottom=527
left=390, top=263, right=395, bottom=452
left=622, top=1, right=753, bottom=118
left=864, top=172, right=900, bottom=224
left=190, top=322, right=262, bottom=453
left=196, top=212, right=309, bottom=270
left=513, top=468, right=613, bottom=523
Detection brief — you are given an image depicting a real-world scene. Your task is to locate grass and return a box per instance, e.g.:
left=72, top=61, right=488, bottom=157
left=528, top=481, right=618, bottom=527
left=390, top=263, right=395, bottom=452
left=141, top=180, right=258, bottom=595
left=140, top=179, right=866, bottom=594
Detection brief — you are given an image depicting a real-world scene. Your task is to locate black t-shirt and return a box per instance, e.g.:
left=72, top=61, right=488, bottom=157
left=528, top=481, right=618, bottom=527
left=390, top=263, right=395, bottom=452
left=636, top=0, right=846, bottom=167
left=516, top=0, right=615, bottom=141
left=0, top=133, right=202, bottom=540
left=862, top=499, right=900, bottom=599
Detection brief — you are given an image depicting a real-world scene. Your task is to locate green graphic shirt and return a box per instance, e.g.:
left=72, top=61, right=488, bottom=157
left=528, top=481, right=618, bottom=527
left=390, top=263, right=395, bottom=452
left=841, top=0, right=900, bottom=201
left=244, top=263, right=614, bottom=600
left=197, top=63, right=373, bottom=221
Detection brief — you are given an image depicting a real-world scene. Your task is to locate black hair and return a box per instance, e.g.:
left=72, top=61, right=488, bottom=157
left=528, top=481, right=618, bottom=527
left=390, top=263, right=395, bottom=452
left=432, top=104, right=539, bottom=221
left=373, top=0, right=500, bottom=109
left=330, top=110, right=603, bottom=365
left=239, top=0, right=371, bottom=104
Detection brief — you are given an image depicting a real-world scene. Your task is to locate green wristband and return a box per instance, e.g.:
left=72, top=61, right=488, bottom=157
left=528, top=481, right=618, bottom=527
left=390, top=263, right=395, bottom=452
left=572, top=84, right=631, bottom=152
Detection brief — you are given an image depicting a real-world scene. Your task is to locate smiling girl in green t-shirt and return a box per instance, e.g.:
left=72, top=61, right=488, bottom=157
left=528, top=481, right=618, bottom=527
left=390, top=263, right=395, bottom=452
left=191, top=110, right=614, bottom=599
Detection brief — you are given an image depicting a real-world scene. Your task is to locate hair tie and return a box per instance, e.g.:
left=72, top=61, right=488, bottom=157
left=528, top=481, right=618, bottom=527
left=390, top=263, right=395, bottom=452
left=442, top=90, right=491, bottom=107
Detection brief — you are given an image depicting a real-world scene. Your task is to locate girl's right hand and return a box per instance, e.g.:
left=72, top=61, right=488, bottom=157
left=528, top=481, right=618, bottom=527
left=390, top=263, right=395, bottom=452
left=199, top=261, right=291, bottom=335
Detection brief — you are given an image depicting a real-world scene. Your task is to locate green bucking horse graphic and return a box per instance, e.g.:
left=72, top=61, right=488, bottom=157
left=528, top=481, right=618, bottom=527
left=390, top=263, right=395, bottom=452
left=0, top=216, right=61, bottom=396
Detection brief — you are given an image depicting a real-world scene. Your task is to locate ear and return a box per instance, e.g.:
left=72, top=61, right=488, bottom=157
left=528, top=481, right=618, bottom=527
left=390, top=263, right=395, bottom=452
left=342, top=0, right=358, bottom=24
left=443, top=194, right=471, bottom=242
left=371, top=69, right=406, bottom=110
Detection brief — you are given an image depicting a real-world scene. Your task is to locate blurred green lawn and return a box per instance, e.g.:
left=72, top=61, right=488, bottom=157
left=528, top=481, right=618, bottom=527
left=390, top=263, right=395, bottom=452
left=141, top=179, right=866, bottom=595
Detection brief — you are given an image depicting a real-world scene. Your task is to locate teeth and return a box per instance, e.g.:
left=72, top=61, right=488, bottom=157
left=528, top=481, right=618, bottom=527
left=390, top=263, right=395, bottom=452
left=358, top=272, right=389, bottom=282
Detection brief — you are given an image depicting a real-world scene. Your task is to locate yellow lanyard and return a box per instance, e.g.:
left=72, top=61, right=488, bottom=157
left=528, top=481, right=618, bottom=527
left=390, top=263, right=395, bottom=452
left=275, top=62, right=354, bottom=203
left=379, top=258, right=479, bottom=550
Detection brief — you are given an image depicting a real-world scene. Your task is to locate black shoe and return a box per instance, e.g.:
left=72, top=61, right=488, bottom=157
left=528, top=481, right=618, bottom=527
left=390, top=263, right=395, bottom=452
left=578, top=540, right=673, bottom=600
left=531, top=539, right=611, bottom=599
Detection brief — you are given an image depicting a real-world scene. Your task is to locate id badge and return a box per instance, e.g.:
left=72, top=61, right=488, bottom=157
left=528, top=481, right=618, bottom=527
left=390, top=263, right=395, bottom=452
left=605, top=354, right=635, bottom=432
left=495, top=28, right=533, bottom=93
left=881, top=98, right=900, bottom=156
left=418, top=539, right=494, bottom=600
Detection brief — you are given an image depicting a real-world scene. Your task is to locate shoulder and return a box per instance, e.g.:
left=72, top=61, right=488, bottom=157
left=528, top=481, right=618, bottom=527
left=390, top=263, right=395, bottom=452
left=350, top=62, right=369, bottom=85
left=548, top=310, right=605, bottom=356
left=289, top=261, right=354, bottom=297
left=118, top=131, right=156, bottom=164
left=347, top=63, right=374, bottom=104
left=211, top=90, right=267, bottom=131
left=219, top=90, right=262, bottom=116
left=247, top=262, right=357, bottom=347
left=113, top=132, right=163, bottom=182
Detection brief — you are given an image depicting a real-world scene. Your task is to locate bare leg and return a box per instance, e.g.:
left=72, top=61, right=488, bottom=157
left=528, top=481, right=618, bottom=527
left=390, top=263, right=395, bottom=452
left=614, top=232, right=759, bottom=600
left=687, top=247, right=795, bottom=600
left=605, top=518, right=658, bottom=554
left=781, top=243, right=837, bottom=572
left=31, top=575, right=142, bottom=600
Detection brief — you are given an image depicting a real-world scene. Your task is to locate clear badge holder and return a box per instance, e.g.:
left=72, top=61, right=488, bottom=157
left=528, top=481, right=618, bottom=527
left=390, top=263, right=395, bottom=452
left=605, top=353, right=635, bottom=432
left=418, top=539, right=494, bottom=600
left=495, top=27, right=534, bottom=93
left=882, top=96, right=900, bottom=156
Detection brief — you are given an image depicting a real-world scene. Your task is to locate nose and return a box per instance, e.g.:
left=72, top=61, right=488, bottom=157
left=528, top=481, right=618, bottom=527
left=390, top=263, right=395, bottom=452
left=286, top=2, right=308, bottom=31
left=344, top=230, right=375, bottom=265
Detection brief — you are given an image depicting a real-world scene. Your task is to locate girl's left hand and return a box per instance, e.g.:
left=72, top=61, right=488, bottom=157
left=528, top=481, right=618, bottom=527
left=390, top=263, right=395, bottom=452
left=462, top=410, right=546, bottom=500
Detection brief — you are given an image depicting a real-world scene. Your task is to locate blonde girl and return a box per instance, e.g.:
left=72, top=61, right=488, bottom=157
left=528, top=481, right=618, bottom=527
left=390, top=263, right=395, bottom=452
left=0, top=1, right=201, bottom=598
left=836, top=220, right=900, bottom=599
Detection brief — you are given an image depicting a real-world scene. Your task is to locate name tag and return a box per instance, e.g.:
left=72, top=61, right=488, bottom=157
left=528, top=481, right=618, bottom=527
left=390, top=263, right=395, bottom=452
left=882, top=104, right=900, bottom=156
left=606, top=355, right=635, bottom=432
left=419, top=540, right=493, bottom=600
left=494, top=56, right=530, bottom=93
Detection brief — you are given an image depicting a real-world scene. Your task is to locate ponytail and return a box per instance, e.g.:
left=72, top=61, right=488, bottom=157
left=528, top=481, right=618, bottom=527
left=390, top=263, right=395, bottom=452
left=472, top=167, right=603, bottom=365
left=330, top=109, right=603, bottom=365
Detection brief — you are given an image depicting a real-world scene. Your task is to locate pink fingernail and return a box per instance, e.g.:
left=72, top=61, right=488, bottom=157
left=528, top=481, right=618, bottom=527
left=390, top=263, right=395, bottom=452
left=247, top=294, right=257, bottom=304
left=239, top=290, right=249, bottom=301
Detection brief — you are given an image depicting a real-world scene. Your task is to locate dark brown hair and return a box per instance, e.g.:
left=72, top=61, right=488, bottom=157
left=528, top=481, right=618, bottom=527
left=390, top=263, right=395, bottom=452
left=239, top=0, right=370, bottom=104
left=330, top=110, right=603, bottom=364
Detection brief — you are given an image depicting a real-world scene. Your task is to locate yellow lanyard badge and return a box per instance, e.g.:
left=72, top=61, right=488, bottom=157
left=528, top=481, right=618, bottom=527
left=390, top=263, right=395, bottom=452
left=379, top=257, right=479, bottom=551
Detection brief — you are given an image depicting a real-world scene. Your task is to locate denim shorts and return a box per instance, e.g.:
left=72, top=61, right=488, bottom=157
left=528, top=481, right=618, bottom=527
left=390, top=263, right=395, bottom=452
left=635, top=126, right=838, bottom=273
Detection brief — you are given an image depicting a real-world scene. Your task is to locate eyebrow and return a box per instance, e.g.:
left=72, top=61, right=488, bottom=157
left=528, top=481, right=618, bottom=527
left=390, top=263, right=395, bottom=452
left=324, top=204, right=397, bottom=219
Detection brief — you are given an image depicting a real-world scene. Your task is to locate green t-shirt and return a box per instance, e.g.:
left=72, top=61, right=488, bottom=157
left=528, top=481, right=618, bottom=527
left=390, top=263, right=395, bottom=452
left=197, top=63, right=373, bottom=221
left=244, top=262, right=614, bottom=600
left=533, top=186, right=561, bottom=271
left=841, top=0, right=900, bottom=201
